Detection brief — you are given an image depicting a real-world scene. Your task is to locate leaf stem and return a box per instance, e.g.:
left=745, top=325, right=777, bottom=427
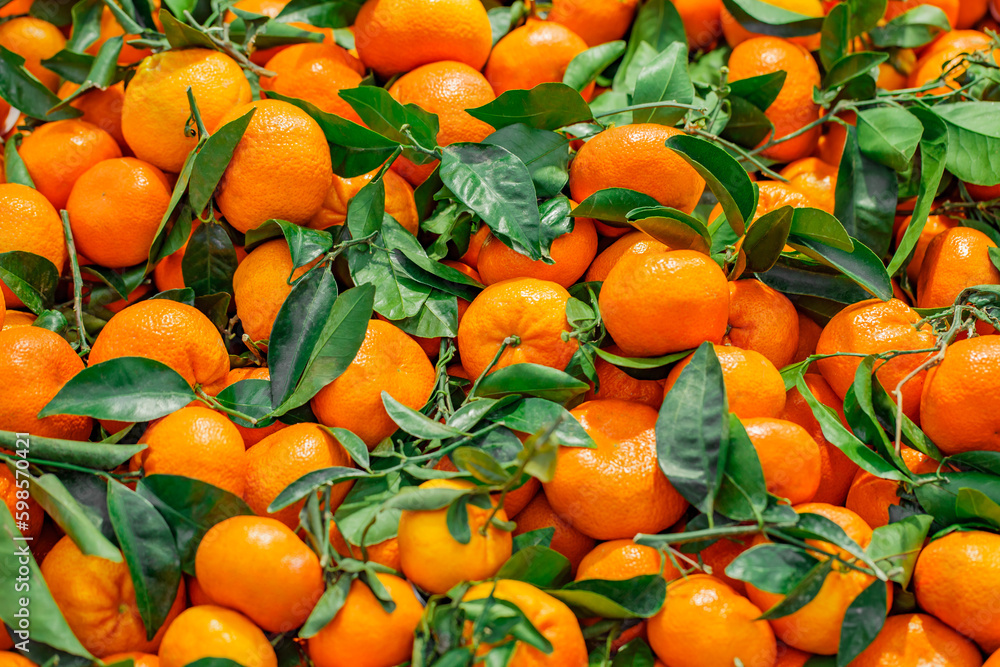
left=468, top=335, right=520, bottom=398
left=593, top=100, right=706, bottom=119
left=196, top=387, right=259, bottom=425
left=60, top=210, right=92, bottom=355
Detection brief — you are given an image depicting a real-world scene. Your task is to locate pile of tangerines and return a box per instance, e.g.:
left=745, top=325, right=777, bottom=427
left=2, top=0, right=1000, bottom=666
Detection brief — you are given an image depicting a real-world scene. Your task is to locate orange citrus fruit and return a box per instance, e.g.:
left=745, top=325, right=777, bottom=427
left=484, top=19, right=591, bottom=96
left=511, top=491, right=597, bottom=573
left=478, top=213, right=598, bottom=288
left=261, top=42, right=365, bottom=123
left=309, top=167, right=419, bottom=234
left=741, top=417, right=822, bottom=505
left=157, top=605, right=277, bottom=667
left=0, top=17, right=65, bottom=90
left=917, top=226, right=1000, bottom=308
left=725, top=278, right=801, bottom=369
left=544, top=399, right=689, bottom=540
left=548, top=0, right=639, bottom=46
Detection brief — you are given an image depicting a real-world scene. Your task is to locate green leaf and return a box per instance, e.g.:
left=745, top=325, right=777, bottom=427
left=107, top=480, right=181, bottom=639
left=482, top=125, right=571, bottom=199
left=657, top=342, right=728, bottom=512
left=451, top=447, right=508, bottom=485
left=563, top=41, right=626, bottom=92
left=721, top=0, right=824, bottom=37
left=214, top=379, right=275, bottom=430
left=159, top=9, right=216, bottom=49
left=30, top=472, right=120, bottom=565
left=0, top=250, right=59, bottom=315
left=0, top=431, right=144, bottom=470
left=513, top=527, right=555, bottom=551
left=473, top=364, right=589, bottom=403
left=819, top=3, right=849, bottom=71
left=271, top=280, right=374, bottom=413
left=440, top=143, right=544, bottom=260
left=856, top=108, right=923, bottom=173
left=789, top=208, right=854, bottom=251
left=955, top=487, right=1000, bottom=530
left=743, top=206, right=793, bottom=273
left=300, top=574, right=352, bottom=639
left=627, top=206, right=712, bottom=254
left=837, top=580, right=887, bottom=667
left=786, top=234, right=894, bottom=300
left=781, top=512, right=879, bottom=568
left=181, top=223, right=238, bottom=297
left=491, top=397, right=595, bottom=449
left=759, top=559, right=834, bottom=620
left=0, top=503, right=94, bottom=657
left=339, top=85, right=440, bottom=161
left=467, top=82, right=594, bottom=131
left=727, top=544, right=820, bottom=594
left=136, top=475, right=254, bottom=575
left=592, top=347, right=690, bottom=381
left=631, top=42, right=693, bottom=127
left=822, top=52, right=889, bottom=91
left=48, top=36, right=123, bottom=114
left=40, top=357, right=196, bottom=422
left=757, top=258, right=872, bottom=304
left=794, top=374, right=908, bottom=480
left=870, top=5, right=951, bottom=48
left=64, top=0, right=104, bottom=52
left=666, top=134, right=755, bottom=236
left=267, top=466, right=369, bottom=512
left=613, top=0, right=687, bottom=91
left=245, top=219, right=334, bottom=269
left=445, top=495, right=472, bottom=545
left=715, top=416, right=770, bottom=521
left=4, top=133, right=33, bottom=187
left=0, top=47, right=80, bottom=121
left=548, top=575, right=666, bottom=619
left=493, top=545, right=570, bottom=589
left=728, top=71, right=787, bottom=111
left=382, top=391, right=462, bottom=439
left=188, top=108, right=255, bottom=214
left=935, top=102, right=1000, bottom=186
left=571, top=188, right=660, bottom=224
left=265, top=91, right=402, bottom=178
left=487, top=3, right=524, bottom=46
left=722, top=96, right=776, bottom=148
left=613, top=640, right=657, bottom=667
left=274, top=0, right=363, bottom=26
left=347, top=226, right=430, bottom=320
left=866, top=514, right=932, bottom=587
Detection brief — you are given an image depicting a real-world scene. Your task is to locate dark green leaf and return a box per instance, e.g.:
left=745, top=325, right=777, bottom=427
left=275, top=0, right=363, bottom=26
left=339, top=85, right=440, bottom=159
left=757, top=257, right=873, bottom=304
left=4, top=133, right=33, bottom=187
left=866, top=514, right=932, bottom=587
left=267, top=466, right=368, bottom=513
left=722, top=96, right=775, bottom=148
left=934, top=102, right=1000, bottom=186
left=626, top=205, right=712, bottom=253
left=382, top=391, right=461, bottom=439
left=445, top=495, right=472, bottom=545
left=759, top=560, right=833, bottom=620
left=743, top=206, right=792, bottom=273
left=439, top=143, right=544, bottom=260
left=188, top=108, right=255, bottom=213
left=613, top=640, right=657, bottom=667
left=473, top=364, right=589, bottom=403
left=822, top=52, right=889, bottom=91
left=29, top=472, right=121, bottom=561
left=548, top=575, right=667, bottom=618
left=491, top=397, right=595, bottom=448
left=272, top=282, right=374, bottom=413
left=482, top=125, right=571, bottom=199
left=666, top=134, right=755, bottom=235
left=631, top=42, right=692, bottom=127
left=790, top=208, right=854, bottom=251
left=137, top=475, right=254, bottom=575
left=214, top=379, right=274, bottom=430
left=857, top=108, right=923, bottom=173
left=786, top=234, right=894, bottom=300
left=107, top=480, right=181, bottom=639
left=246, top=219, right=334, bottom=269
left=564, top=41, right=626, bottom=92
left=0, top=503, right=93, bottom=657
left=0, top=47, right=80, bottom=121
left=64, top=0, right=103, bottom=52
left=346, top=175, right=386, bottom=240
left=721, top=0, right=825, bottom=37
left=834, top=125, right=897, bottom=257
left=728, top=71, right=787, bottom=111
left=452, top=447, right=508, bottom=485
left=300, top=574, right=352, bottom=638
left=181, top=223, right=238, bottom=297
left=0, top=431, right=144, bottom=470
left=571, top=188, right=659, bottom=224
left=592, top=347, right=689, bottom=381
left=727, top=544, right=820, bottom=594
left=657, top=342, right=728, bottom=512
left=0, top=250, right=59, bottom=315
left=266, top=91, right=402, bottom=177
left=819, top=3, right=849, bottom=71
left=613, top=0, right=687, bottom=91
left=870, top=5, right=951, bottom=48
left=837, top=580, right=887, bottom=667
left=467, top=82, right=594, bottom=131
left=715, top=416, right=769, bottom=521
left=40, top=358, right=196, bottom=422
